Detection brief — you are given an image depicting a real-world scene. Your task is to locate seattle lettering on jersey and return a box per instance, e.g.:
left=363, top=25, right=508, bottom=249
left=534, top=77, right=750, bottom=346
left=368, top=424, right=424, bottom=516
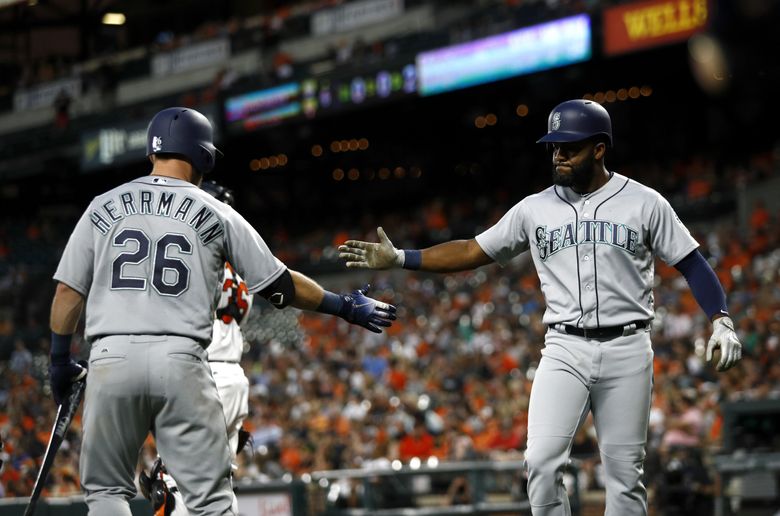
left=89, top=190, right=224, bottom=245
left=535, top=219, right=639, bottom=261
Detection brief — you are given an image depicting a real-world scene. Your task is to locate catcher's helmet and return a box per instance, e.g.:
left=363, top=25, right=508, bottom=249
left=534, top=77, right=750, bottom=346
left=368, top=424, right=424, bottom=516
left=201, top=180, right=235, bottom=206
left=537, top=99, right=612, bottom=146
left=146, top=107, right=222, bottom=174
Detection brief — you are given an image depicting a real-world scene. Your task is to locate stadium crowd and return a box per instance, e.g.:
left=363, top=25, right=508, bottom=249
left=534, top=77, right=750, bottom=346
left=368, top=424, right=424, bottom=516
left=1, top=142, right=779, bottom=513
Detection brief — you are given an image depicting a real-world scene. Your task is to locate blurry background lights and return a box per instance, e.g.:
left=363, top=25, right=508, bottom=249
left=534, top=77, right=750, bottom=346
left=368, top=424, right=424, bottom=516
left=689, top=33, right=730, bottom=95
left=102, top=12, right=126, bottom=25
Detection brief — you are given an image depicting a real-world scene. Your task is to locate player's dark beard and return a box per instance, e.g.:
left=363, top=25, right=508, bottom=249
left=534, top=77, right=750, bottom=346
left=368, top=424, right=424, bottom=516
left=552, top=154, right=596, bottom=192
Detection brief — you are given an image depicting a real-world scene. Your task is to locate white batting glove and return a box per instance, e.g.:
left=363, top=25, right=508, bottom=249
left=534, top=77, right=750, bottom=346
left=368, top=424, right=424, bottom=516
left=706, top=316, right=742, bottom=371
left=338, top=227, right=404, bottom=269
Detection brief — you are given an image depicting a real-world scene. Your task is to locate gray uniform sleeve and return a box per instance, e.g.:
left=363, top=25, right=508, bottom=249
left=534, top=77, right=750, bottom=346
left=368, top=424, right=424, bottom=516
left=474, top=201, right=529, bottom=266
left=53, top=206, right=96, bottom=296
left=648, top=194, right=699, bottom=266
left=222, top=209, right=286, bottom=294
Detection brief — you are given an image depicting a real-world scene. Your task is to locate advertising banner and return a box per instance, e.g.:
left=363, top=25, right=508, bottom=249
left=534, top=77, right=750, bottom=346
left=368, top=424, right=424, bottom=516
left=311, top=0, right=404, bottom=35
left=152, top=38, right=231, bottom=76
left=603, top=0, right=710, bottom=56
left=417, top=15, right=591, bottom=97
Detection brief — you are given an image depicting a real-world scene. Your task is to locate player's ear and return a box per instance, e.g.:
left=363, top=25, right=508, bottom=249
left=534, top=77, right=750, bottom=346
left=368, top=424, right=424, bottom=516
left=594, top=141, right=606, bottom=161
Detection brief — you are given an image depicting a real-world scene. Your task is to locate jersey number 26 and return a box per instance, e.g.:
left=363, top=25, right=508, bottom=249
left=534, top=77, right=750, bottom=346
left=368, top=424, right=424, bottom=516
left=111, top=228, right=191, bottom=296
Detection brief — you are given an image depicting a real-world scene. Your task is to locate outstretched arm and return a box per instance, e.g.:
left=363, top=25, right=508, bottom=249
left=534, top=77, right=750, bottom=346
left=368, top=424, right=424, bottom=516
left=258, top=269, right=396, bottom=334
left=338, top=227, right=494, bottom=273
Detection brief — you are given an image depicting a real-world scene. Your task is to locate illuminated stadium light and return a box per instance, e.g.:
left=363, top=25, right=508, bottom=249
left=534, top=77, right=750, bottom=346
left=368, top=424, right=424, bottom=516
left=394, top=166, right=406, bottom=179
left=278, top=154, right=288, bottom=166
left=474, top=116, right=486, bottom=129
left=301, top=473, right=312, bottom=483
left=333, top=168, right=344, bottom=181
left=249, top=159, right=260, bottom=171
left=410, top=166, right=422, bottom=178
left=582, top=93, right=594, bottom=101
left=378, top=168, right=390, bottom=180
left=605, top=90, right=617, bottom=103
left=330, top=141, right=341, bottom=153
left=348, top=139, right=359, bottom=151
left=485, top=113, right=497, bottom=126
left=391, top=460, right=402, bottom=471
left=358, top=138, right=369, bottom=150
left=516, top=104, right=529, bottom=116
left=269, top=156, right=279, bottom=167
left=640, top=85, right=653, bottom=96
left=340, top=139, right=350, bottom=150
left=312, top=145, right=323, bottom=157
left=318, top=478, right=329, bottom=488
left=102, top=12, right=126, bottom=25
left=629, top=86, right=641, bottom=98
left=282, top=473, right=293, bottom=483
left=593, top=92, right=605, bottom=103
left=617, top=88, right=628, bottom=101
left=409, top=457, right=421, bottom=470
left=259, top=158, right=270, bottom=169
left=348, top=168, right=359, bottom=180
left=427, top=457, right=439, bottom=468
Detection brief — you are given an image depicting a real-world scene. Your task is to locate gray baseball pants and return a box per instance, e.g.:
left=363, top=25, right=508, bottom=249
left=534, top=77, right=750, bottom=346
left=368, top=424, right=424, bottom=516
left=525, top=329, right=653, bottom=515
left=79, top=335, right=236, bottom=516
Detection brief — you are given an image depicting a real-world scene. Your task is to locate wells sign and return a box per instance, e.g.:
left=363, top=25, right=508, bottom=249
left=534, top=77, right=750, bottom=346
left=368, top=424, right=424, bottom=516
left=603, top=0, right=710, bottom=56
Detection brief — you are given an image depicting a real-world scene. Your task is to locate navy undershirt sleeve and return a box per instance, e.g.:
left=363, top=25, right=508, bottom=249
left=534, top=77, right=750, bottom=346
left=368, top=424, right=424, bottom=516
left=674, top=250, right=729, bottom=320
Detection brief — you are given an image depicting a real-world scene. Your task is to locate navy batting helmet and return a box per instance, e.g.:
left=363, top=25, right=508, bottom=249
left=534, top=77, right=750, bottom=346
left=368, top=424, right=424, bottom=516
left=537, top=99, right=613, bottom=146
left=146, top=107, right=222, bottom=174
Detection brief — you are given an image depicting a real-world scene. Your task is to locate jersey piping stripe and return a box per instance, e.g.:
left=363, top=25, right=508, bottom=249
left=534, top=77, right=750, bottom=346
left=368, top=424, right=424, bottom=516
left=554, top=186, right=584, bottom=327
left=591, top=176, right=630, bottom=327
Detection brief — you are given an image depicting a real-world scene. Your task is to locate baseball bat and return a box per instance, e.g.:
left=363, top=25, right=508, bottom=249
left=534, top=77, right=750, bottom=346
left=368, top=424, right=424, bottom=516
left=23, top=379, right=86, bottom=516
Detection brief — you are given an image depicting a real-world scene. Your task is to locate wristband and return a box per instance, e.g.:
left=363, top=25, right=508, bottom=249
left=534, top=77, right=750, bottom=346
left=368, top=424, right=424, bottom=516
left=402, top=249, right=422, bottom=270
left=51, top=332, right=73, bottom=361
left=317, top=291, right=345, bottom=317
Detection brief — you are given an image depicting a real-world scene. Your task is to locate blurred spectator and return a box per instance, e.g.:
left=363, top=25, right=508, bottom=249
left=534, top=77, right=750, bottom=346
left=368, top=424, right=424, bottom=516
left=9, top=340, right=32, bottom=374
left=53, top=89, right=72, bottom=130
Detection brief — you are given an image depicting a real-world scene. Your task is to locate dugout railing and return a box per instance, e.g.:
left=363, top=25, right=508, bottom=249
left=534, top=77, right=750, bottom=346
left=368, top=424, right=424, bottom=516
left=0, top=459, right=582, bottom=516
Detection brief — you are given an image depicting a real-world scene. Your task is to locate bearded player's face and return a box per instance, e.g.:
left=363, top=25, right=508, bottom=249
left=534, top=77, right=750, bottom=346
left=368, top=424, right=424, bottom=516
left=551, top=140, right=597, bottom=190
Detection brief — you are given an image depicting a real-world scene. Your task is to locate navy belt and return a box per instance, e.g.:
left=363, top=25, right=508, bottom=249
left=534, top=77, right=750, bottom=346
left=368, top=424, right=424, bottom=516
left=550, top=320, right=648, bottom=340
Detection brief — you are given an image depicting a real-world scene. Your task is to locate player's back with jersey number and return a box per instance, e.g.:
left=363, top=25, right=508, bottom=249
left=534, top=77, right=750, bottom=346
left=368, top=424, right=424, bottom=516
left=54, top=175, right=284, bottom=343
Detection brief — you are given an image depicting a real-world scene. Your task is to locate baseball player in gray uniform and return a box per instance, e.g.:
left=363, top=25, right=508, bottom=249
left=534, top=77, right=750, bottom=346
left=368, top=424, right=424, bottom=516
left=48, top=107, right=396, bottom=516
left=338, top=99, right=741, bottom=515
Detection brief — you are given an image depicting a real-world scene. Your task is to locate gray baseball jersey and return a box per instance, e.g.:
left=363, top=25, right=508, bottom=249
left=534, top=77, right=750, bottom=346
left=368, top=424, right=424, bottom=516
left=54, top=175, right=285, bottom=343
left=475, top=173, right=698, bottom=327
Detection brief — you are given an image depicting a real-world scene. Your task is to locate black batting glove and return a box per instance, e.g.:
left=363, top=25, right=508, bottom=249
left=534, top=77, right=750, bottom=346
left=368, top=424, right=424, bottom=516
left=49, top=358, right=87, bottom=405
left=338, top=284, right=397, bottom=333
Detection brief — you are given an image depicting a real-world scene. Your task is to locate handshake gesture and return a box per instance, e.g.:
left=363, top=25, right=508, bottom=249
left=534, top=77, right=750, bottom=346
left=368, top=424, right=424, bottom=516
left=336, top=284, right=397, bottom=334
left=338, top=227, right=403, bottom=270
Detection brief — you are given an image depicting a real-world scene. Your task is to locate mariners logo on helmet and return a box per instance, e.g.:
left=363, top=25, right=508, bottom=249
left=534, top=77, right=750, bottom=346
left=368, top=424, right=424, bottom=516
left=551, top=112, right=561, bottom=131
